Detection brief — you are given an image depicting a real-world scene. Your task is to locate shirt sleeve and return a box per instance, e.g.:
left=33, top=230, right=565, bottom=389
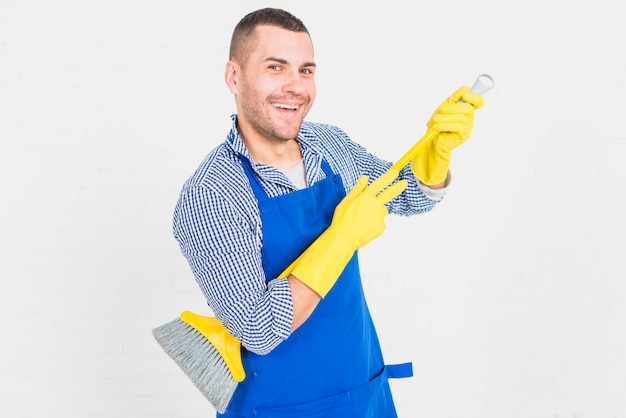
left=173, top=184, right=293, bottom=355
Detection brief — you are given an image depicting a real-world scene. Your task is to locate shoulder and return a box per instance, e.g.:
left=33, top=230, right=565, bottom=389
left=175, top=144, right=257, bottom=225
left=183, top=144, right=243, bottom=190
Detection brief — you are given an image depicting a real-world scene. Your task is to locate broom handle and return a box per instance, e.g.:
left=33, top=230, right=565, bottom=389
left=388, top=74, right=494, bottom=173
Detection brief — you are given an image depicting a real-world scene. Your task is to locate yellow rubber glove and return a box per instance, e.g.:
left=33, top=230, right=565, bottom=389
left=279, top=169, right=407, bottom=297
left=179, top=311, right=246, bottom=382
left=410, top=85, right=485, bottom=185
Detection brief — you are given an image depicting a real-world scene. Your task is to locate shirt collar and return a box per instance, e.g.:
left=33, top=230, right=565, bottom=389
left=226, top=115, right=327, bottom=188
left=226, top=114, right=250, bottom=159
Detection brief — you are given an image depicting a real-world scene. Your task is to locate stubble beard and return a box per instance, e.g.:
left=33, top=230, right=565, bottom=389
left=238, top=89, right=309, bottom=145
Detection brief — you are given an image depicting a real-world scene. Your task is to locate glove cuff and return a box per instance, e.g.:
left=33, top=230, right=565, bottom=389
left=288, top=227, right=356, bottom=298
left=410, top=153, right=450, bottom=185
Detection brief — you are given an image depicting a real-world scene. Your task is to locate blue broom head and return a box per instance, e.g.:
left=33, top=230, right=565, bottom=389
left=152, top=318, right=238, bottom=414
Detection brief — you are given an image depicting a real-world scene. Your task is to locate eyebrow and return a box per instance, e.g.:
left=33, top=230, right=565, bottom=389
left=264, top=56, right=317, bottom=68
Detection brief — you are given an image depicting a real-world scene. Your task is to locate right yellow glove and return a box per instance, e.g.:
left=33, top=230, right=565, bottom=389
left=279, top=169, right=407, bottom=297
left=410, top=85, right=484, bottom=185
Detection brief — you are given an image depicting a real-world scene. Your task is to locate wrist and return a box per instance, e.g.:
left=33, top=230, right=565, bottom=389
left=422, top=171, right=451, bottom=189
left=424, top=179, right=446, bottom=189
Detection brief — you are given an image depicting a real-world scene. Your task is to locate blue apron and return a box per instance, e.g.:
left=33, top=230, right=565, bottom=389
left=219, top=156, right=412, bottom=418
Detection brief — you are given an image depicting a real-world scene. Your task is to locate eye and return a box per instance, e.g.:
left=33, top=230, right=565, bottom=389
left=301, top=68, right=314, bottom=75
left=268, top=64, right=282, bottom=71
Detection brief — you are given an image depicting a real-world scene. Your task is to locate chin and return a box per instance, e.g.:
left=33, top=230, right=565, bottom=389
left=275, top=123, right=303, bottom=140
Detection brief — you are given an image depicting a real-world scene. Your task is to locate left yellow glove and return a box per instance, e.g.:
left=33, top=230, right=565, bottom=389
left=410, top=85, right=485, bottom=185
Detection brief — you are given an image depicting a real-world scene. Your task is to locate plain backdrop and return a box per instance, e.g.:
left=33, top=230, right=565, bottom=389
left=1, top=1, right=625, bottom=417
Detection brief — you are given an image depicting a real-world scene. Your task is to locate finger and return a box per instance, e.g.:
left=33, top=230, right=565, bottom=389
left=376, top=179, right=408, bottom=205
left=460, top=92, right=485, bottom=109
left=429, top=115, right=474, bottom=133
left=437, top=102, right=477, bottom=115
left=430, top=111, right=473, bottom=123
left=449, top=85, right=470, bottom=103
left=344, top=176, right=369, bottom=201
left=368, top=169, right=399, bottom=195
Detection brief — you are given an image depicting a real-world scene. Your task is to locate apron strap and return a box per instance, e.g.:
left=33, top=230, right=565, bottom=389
left=385, top=362, right=414, bottom=379
left=319, top=158, right=333, bottom=177
left=239, top=154, right=269, bottom=199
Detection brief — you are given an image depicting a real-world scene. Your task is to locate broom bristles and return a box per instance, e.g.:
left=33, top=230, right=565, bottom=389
left=152, top=318, right=238, bottom=414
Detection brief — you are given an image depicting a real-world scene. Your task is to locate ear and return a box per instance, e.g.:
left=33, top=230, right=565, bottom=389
left=224, top=61, right=240, bottom=95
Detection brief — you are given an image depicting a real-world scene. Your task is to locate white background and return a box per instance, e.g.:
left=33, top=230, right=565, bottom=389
left=1, top=1, right=625, bottom=417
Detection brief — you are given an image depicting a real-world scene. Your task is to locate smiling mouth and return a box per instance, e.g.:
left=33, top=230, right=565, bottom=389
left=272, top=103, right=299, bottom=111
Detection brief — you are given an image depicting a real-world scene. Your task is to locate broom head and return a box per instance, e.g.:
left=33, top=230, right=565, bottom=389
left=152, top=313, right=245, bottom=413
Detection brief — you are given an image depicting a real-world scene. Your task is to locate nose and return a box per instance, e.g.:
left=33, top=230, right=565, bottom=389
left=282, top=70, right=305, bottom=95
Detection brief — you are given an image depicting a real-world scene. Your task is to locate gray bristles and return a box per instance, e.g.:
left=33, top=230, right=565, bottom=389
left=152, top=318, right=238, bottom=414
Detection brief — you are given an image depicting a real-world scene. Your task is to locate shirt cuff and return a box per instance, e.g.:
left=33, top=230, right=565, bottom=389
left=267, top=277, right=294, bottom=339
left=416, top=171, right=451, bottom=201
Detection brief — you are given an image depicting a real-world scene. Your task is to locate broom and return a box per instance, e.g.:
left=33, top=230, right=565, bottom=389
left=152, top=73, right=494, bottom=413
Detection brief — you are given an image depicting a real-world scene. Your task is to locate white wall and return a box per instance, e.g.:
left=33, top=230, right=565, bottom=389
left=1, top=1, right=624, bottom=417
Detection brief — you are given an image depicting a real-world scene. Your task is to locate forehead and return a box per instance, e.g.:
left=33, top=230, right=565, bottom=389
left=249, top=25, right=314, bottom=62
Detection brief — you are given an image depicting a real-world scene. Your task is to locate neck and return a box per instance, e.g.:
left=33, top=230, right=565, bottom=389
left=237, top=124, right=303, bottom=170
left=246, top=137, right=302, bottom=169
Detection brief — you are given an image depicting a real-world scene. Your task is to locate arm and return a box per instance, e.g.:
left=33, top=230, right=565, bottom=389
left=173, top=185, right=292, bottom=355
left=287, top=276, right=321, bottom=331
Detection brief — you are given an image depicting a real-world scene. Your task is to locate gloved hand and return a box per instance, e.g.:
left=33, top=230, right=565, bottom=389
left=410, top=85, right=485, bottom=185
left=279, top=169, right=407, bottom=297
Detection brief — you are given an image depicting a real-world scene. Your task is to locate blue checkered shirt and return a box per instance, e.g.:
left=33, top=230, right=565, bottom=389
left=172, top=116, right=442, bottom=354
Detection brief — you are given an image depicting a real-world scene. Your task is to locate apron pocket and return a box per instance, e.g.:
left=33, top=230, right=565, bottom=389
left=252, top=363, right=411, bottom=418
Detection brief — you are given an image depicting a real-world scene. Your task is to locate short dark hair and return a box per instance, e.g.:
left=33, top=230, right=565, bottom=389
left=229, top=8, right=310, bottom=62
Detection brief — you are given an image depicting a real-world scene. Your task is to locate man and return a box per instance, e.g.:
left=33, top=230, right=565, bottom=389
left=172, top=7, right=484, bottom=417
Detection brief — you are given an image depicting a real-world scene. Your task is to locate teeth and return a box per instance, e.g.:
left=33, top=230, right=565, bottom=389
left=273, top=103, right=298, bottom=110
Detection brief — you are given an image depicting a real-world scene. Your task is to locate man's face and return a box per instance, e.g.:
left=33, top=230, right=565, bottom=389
left=228, top=25, right=316, bottom=144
